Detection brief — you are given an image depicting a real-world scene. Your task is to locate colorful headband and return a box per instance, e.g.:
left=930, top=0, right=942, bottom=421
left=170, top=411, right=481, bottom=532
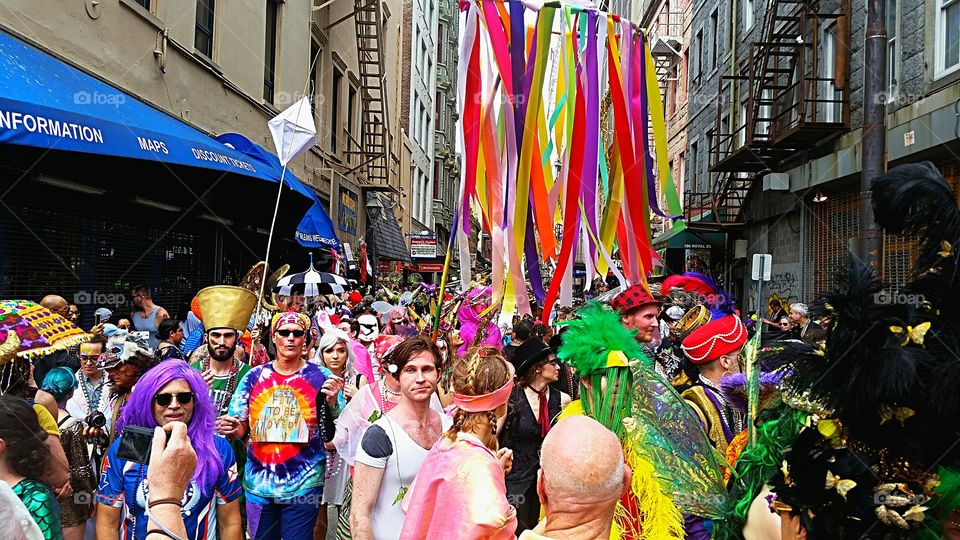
left=449, top=377, right=514, bottom=416
left=271, top=311, right=311, bottom=334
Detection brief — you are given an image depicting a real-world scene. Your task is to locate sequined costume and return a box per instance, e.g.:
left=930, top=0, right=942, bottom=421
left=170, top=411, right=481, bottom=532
left=56, top=414, right=95, bottom=528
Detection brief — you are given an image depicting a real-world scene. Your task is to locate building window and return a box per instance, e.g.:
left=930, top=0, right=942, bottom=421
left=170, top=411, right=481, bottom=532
left=412, top=169, right=420, bottom=220
left=936, top=0, right=960, bottom=77
left=135, top=0, right=151, bottom=9
left=348, top=85, right=357, bottom=151
left=694, top=30, right=703, bottom=84
left=710, top=9, right=719, bottom=69
left=434, top=162, right=442, bottom=199
left=887, top=0, right=899, bottom=95
left=195, top=0, right=215, bottom=58
left=437, top=24, right=445, bottom=64
left=263, top=0, right=279, bottom=103
left=331, top=68, right=342, bottom=153
left=689, top=140, right=699, bottom=192
left=435, top=92, right=442, bottom=130
left=310, top=41, right=321, bottom=116
left=821, top=24, right=841, bottom=122
left=744, top=0, right=754, bottom=31
left=677, top=151, right=685, bottom=195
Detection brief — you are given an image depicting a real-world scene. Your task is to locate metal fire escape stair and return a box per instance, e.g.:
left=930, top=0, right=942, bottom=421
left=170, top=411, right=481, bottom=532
left=352, top=0, right=393, bottom=191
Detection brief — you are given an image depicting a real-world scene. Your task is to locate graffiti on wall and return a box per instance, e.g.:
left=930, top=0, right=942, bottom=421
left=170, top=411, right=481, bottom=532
left=769, top=270, right=800, bottom=304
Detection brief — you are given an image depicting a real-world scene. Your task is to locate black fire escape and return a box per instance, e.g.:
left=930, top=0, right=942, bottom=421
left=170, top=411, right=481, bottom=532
left=685, top=0, right=851, bottom=231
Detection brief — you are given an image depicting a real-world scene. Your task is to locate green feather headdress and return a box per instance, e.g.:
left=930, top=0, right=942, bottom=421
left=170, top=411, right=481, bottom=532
left=558, top=302, right=652, bottom=437
left=557, top=302, right=651, bottom=375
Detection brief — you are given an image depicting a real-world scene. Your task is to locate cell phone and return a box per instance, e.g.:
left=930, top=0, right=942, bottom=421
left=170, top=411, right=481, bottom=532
left=94, top=313, right=102, bottom=326
left=117, top=425, right=163, bottom=464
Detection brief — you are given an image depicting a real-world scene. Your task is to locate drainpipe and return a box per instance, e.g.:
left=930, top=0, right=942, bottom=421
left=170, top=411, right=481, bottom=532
left=857, top=0, right=886, bottom=273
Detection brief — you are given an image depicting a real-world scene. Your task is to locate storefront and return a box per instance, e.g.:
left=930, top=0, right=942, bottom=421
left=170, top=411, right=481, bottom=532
left=652, top=226, right=727, bottom=276
left=0, top=30, right=334, bottom=328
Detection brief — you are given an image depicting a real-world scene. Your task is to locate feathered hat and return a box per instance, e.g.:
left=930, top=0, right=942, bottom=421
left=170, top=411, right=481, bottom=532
left=661, top=272, right=747, bottom=363
left=558, top=302, right=651, bottom=438
left=761, top=162, right=960, bottom=537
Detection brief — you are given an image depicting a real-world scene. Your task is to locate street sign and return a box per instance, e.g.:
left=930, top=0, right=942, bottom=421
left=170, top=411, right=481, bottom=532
left=751, top=254, right=772, bottom=281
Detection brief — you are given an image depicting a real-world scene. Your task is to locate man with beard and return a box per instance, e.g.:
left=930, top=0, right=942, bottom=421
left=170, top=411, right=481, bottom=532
left=189, top=286, right=257, bottom=418
left=97, top=333, right=155, bottom=443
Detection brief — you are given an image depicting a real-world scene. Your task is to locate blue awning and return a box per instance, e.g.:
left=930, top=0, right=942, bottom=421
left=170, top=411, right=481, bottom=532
left=295, top=202, right=341, bottom=249
left=0, top=30, right=315, bottom=202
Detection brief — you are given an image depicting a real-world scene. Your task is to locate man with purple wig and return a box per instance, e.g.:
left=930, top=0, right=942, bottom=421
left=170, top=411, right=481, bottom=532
left=94, top=359, right=243, bottom=540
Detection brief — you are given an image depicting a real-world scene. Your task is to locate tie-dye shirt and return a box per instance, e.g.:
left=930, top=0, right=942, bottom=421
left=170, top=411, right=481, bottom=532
left=228, top=361, right=332, bottom=500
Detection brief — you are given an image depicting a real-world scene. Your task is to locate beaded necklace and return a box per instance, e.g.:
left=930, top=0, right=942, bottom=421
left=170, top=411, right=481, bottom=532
left=698, top=375, right=745, bottom=434
left=80, top=374, right=105, bottom=416
left=202, top=356, right=240, bottom=415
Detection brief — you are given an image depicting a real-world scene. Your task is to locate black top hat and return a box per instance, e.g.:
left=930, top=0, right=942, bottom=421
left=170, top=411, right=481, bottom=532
left=514, top=337, right=554, bottom=379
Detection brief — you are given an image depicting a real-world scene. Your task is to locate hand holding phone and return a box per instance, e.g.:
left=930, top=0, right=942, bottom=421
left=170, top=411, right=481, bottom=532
left=147, top=423, right=196, bottom=502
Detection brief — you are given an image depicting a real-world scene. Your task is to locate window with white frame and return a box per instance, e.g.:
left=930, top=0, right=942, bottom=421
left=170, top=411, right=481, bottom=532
left=710, top=9, right=719, bottom=69
left=820, top=23, right=841, bottom=122
left=936, top=0, right=960, bottom=77
left=745, top=0, right=754, bottom=31
left=887, top=0, right=900, bottom=95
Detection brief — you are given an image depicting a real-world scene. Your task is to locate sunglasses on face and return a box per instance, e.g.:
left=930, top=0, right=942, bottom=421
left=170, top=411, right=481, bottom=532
left=154, top=392, right=194, bottom=407
left=277, top=329, right=305, bottom=338
left=80, top=355, right=100, bottom=365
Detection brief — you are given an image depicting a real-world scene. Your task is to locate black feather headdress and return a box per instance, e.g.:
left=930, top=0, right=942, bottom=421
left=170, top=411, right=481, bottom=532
left=759, top=163, right=960, bottom=538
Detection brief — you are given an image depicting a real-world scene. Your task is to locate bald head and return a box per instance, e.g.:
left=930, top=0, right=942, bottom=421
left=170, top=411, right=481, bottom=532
left=540, top=415, right=626, bottom=503
left=40, top=295, right=68, bottom=312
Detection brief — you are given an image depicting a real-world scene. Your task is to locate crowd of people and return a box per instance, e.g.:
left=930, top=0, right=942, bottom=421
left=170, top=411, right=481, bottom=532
left=3, top=162, right=960, bottom=540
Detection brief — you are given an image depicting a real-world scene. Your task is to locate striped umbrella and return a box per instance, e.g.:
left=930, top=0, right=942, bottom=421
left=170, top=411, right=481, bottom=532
left=274, top=256, right=349, bottom=297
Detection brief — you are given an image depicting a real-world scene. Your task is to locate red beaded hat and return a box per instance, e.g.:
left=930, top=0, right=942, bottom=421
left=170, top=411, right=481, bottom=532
left=680, top=314, right=747, bottom=364
left=610, top=284, right=660, bottom=313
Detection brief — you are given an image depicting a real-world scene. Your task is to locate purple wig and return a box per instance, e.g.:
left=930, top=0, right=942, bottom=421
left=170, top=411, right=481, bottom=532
left=116, top=359, right=221, bottom=491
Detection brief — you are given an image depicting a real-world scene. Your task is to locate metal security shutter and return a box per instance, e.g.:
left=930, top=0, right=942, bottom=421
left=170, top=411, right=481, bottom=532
left=0, top=205, right=215, bottom=327
left=808, top=187, right=859, bottom=296
left=807, top=159, right=960, bottom=298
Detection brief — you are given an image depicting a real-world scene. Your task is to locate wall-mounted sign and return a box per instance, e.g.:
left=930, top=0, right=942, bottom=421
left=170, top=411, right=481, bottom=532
left=338, top=187, right=358, bottom=235
left=410, top=236, right=438, bottom=259
left=418, top=263, right=444, bottom=272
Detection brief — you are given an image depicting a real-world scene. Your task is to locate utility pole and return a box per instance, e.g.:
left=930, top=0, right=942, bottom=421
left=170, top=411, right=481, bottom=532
left=857, top=0, right=886, bottom=272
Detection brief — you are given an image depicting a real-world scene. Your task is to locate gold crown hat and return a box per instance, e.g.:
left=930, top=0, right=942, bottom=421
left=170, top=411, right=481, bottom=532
left=196, top=286, right=258, bottom=331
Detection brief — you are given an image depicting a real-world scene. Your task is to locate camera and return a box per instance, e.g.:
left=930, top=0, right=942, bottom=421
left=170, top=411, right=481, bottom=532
left=86, top=411, right=106, bottom=429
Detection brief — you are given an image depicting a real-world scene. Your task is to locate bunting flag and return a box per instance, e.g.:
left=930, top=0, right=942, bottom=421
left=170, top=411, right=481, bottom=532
left=454, top=0, right=683, bottom=323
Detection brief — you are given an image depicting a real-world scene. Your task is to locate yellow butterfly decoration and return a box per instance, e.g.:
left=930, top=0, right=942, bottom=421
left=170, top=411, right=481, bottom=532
left=939, top=240, right=955, bottom=258
left=888, top=322, right=931, bottom=347
left=879, top=404, right=915, bottom=426
left=825, top=470, right=857, bottom=500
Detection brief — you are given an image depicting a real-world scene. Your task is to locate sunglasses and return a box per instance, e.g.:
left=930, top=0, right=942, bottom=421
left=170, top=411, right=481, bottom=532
left=154, top=392, right=194, bottom=407
left=80, top=355, right=100, bottom=365
left=277, top=329, right=305, bottom=338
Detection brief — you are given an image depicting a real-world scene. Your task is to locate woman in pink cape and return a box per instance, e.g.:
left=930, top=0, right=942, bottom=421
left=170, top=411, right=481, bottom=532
left=400, top=347, right=517, bottom=539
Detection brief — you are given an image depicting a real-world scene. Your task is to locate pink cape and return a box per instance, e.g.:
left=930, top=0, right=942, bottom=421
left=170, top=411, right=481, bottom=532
left=399, top=434, right=517, bottom=539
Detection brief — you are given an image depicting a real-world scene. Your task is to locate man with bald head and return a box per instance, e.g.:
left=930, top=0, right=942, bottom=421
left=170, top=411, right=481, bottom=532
left=34, top=294, right=81, bottom=386
left=522, top=416, right=630, bottom=539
